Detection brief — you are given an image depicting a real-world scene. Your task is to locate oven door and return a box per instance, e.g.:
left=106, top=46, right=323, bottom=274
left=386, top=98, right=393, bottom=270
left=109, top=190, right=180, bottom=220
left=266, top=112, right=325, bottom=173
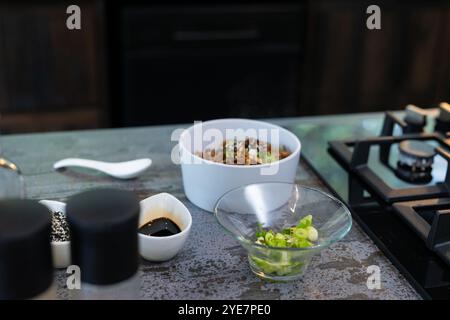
left=115, top=4, right=303, bottom=126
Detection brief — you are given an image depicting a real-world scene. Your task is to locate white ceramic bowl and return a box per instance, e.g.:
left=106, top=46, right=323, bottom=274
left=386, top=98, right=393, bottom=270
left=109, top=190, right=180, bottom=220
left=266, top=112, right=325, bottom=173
left=179, top=118, right=301, bottom=212
left=39, top=200, right=71, bottom=269
left=138, top=193, right=192, bottom=262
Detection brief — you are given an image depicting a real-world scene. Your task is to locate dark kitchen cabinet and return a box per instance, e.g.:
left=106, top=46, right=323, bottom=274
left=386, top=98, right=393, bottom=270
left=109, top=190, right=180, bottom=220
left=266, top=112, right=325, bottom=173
left=299, top=0, right=450, bottom=115
left=111, top=1, right=450, bottom=126
left=1, top=1, right=450, bottom=133
left=0, top=1, right=107, bottom=133
left=110, top=4, right=304, bottom=126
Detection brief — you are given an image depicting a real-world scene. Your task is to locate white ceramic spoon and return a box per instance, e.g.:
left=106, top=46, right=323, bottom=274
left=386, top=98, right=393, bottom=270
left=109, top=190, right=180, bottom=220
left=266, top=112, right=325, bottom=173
left=53, top=158, right=152, bottom=179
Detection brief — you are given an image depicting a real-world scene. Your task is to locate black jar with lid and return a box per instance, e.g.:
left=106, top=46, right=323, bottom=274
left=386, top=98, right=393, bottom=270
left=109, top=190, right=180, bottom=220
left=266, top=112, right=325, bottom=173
left=0, top=200, right=53, bottom=300
left=66, top=188, right=140, bottom=299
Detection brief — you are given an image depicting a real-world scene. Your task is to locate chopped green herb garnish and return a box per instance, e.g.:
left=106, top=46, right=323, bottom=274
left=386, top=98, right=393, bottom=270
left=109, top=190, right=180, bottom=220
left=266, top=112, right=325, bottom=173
left=254, top=215, right=318, bottom=249
left=251, top=215, right=319, bottom=277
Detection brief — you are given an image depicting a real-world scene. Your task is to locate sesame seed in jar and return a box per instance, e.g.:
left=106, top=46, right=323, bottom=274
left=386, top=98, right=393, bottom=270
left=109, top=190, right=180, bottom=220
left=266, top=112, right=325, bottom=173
left=51, top=211, right=70, bottom=242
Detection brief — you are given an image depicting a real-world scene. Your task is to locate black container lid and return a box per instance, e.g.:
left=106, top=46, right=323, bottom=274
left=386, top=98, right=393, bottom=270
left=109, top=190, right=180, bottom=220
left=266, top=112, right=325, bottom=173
left=0, top=200, right=53, bottom=300
left=66, top=189, right=140, bottom=285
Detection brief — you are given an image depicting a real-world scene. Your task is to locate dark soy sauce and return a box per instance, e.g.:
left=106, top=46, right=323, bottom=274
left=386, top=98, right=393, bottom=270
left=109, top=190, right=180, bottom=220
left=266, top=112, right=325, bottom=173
left=139, top=217, right=181, bottom=237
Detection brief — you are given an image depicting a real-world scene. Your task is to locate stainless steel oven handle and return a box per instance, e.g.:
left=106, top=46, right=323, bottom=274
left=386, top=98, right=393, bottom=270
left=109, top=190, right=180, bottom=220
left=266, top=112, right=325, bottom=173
left=173, top=29, right=261, bottom=42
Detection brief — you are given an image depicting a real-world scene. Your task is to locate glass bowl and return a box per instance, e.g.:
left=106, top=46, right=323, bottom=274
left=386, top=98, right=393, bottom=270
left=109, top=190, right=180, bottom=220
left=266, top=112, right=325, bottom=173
left=214, top=183, right=352, bottom=281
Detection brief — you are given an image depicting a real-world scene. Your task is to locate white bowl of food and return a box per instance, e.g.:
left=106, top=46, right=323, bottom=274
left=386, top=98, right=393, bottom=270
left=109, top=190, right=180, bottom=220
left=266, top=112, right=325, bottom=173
left=138, top=193, right=192, bottom=262
left=39, top=200, right=71, bottom=269
left=178, top=119, right=301, bottom=212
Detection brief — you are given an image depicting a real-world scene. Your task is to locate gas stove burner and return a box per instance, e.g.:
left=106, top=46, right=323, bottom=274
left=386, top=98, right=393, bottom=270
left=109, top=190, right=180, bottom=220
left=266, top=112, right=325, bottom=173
left=313, top=111, right=450, bottom=299
left=396, top=140, right=436, bottom=184
left=398, top=140, right=436, bottom=164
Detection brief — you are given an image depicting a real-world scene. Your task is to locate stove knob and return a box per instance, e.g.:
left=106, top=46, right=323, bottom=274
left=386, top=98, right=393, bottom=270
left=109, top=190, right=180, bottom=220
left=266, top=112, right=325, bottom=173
left=438, top=102, right=450, bottom=122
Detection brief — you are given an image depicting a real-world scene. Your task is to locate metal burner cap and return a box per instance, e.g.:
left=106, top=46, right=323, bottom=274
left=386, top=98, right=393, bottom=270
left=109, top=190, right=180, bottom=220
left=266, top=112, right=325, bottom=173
left=399, top=140, right=436, bottom=159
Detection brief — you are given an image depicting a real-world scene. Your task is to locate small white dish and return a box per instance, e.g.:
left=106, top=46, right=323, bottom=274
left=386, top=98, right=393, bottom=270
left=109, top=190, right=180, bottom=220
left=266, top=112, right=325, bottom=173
left=139, top=193, right=192, bottom=262
left=39, top=200, right=71, bottom=269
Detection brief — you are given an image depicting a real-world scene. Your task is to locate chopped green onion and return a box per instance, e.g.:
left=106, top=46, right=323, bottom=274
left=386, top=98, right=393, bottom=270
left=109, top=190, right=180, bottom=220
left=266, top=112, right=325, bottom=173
left=251, top=215, right=318, bottom=277
left=254, top=215, right=318, bottom=249
left=297, top=215, right=313, bottom=228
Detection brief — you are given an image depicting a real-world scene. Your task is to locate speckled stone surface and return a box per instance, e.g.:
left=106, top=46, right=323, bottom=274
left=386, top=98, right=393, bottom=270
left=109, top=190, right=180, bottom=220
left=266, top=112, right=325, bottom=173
left=1, top=117, right=421, bottom=300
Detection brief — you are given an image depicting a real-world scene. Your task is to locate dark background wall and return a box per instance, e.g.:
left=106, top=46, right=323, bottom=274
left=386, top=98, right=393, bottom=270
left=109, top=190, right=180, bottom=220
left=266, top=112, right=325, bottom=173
left=0, top=1, right=107, bottom=132
left=0, top=0, right=449, bottom=133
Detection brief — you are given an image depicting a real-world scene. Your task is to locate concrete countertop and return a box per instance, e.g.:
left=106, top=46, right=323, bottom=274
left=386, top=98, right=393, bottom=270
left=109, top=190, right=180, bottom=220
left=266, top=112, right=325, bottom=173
left=1, top=114, right=420, bottom=299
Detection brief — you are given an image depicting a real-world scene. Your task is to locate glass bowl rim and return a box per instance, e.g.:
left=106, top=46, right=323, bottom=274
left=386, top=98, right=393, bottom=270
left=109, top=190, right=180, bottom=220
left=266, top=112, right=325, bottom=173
left=214, top=182, right=353, bottom=252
